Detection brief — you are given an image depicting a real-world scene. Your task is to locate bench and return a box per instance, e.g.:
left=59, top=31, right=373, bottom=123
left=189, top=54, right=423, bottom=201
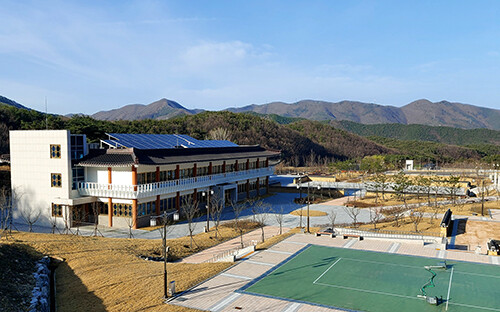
left=315, top=232, right=335, bottom=238
left=343, top=234, right=363, bottom=240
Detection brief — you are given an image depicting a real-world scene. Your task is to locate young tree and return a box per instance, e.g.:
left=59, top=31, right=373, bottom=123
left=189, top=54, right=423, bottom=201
left=0, top=187, right=12, bottom=238
left=251, top=200, right=271, bottom=243
left=274, top=206, right=285, bottom=235
left=409, top=207, right=424, bottom=232
left=231, top=199, right=248, bottom=248
left=369, top=207, right=383, bottom=229
left=210, top=193, right=225, bottom=240
left=125, top=213, right=135, bottom=239
left=446, top=175, right=460, bottom=205
left=182, top=196, right=200, bottom=249
left=373, top=172, right=389, bottom=201
left=72, top=206, right=87, bottom=236
left=343, top=207, right=361, bottom=228
left=327, top=209, right=336, bottom=231
left=20, top=204, right=41, bottom=232
left=392, top=171, right=411, bottom=209
left=90, top=202, right=103, bottom=237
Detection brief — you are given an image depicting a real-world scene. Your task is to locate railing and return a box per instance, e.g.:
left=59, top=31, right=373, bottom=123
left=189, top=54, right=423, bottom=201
left=334, top=227, right=442, bottom=243
left=78, top=167, right=274, bottom=199
left=299, top=181, right=466, bottom=196
left=204, top=240, right=258, bottom=263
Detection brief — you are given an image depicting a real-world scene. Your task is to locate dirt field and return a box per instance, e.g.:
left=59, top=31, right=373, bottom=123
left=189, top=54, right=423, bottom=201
left=290, top=209, right=327, bottom=217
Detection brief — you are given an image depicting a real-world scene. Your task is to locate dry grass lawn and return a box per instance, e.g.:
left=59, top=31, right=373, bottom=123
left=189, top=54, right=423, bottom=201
left=0, top=223, right=263, bottom=312
left=358, top=217, right=441, bottom=234
left=290, top=209, right=327, bottom=217
left=417, top=200, right=499, bottom=216
left=349, top=193, right=449, bottom=207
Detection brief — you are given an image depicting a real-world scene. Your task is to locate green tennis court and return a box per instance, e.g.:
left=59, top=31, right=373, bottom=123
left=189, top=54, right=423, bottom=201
left=241, top=245, right=500, bottom=312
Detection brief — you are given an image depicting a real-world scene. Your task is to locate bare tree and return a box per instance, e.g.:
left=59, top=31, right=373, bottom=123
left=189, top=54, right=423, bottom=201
left=181, top=196, right=199, bottom=249
left=274, top=206, right=285, bottom=235
left=210, top=193, right=225, bottom=240
left=230, top=199, right=247, bottom=248
left=369, top=207, right=382, bottom=229
left=343, top=207, right=361, bottom=228
left=385, top=206, right=406, bottom=227
left=91, top=202, right=103, bottom=237
left=125, top=213, right=135, bottom=239
left=20, top=204, right=41, bottom=232
left=0, top=187, right=12, bottom=238
left=62, top=205, right=74, bottom=235
left=207, top=127, right=231, bottom=141
left=49, top=205, right=62, bottom=235
left=409, top=207, right=424, bottom=232
left=327, top=209, right=336, bottom=231
left=72, top=206, right=88, bottom=236
left=392, top=170, right=411, bottom=210
left=251, top=200, right=271, bottom=243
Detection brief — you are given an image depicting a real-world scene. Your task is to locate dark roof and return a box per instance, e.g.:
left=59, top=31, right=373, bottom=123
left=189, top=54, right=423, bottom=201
left=77, top=149, right=136, bottom=167
left=78, top=146, right=280, bottom=167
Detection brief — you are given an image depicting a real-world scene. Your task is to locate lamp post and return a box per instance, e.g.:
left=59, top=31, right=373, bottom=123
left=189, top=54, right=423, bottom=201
left=202, top=189, right=214, bottom=232
left=163, top=212, right=178, bottom=300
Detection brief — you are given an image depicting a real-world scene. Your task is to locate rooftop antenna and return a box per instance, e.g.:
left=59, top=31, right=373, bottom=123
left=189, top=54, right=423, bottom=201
left=45, top=96, right=48, bottom=130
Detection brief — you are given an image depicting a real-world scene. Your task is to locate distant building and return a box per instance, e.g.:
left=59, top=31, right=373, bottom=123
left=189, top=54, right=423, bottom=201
left=10, top=130, right=279, bottom=229
left=405, top=160, right=414, bottom=171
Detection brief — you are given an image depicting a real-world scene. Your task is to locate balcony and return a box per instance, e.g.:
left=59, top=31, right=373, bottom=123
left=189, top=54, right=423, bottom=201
left=78, top=167, right=274, bottom=199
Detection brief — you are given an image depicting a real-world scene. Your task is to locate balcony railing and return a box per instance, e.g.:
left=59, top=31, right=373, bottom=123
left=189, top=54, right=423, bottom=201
left=78, top=167, right=274, bottom=199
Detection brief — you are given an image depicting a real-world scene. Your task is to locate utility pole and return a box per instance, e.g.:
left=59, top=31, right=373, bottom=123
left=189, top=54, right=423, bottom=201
left=163, top=222, right=168, bottom=299
left=307, top=181, right=310, bottom=233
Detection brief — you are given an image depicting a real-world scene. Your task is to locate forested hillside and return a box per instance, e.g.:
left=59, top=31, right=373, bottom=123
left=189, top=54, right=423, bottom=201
left=1, top=104, right=498, bottom=165
left=333, top=120, right=500, bottom=145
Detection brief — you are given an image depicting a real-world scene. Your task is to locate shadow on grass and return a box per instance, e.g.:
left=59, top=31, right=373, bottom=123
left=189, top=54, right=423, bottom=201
left=56, top=262, right=106, bottom=312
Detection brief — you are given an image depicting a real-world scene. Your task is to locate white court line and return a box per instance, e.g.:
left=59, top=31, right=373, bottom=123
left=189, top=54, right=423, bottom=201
left=266, top=250, right=294, bottom=255
left=315, top=281, right=500, bottom=311
left=446, top=267, right=454, bottom=311
left=313, top=258, right=342, bottom=284
left=314, top=281, right=418, bottom=301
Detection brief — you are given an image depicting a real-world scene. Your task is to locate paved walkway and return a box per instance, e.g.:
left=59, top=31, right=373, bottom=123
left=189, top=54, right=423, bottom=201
left=169, top=233, right=500, bottom=312
left=180, top=226, right=290, bottom=263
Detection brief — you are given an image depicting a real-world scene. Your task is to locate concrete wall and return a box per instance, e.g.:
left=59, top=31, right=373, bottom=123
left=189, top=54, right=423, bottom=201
left=10, top=130, right=74, bottom=227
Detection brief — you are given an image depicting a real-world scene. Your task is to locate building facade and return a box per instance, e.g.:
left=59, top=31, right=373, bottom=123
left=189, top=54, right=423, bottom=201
left=10, top=130, right=279, bottom=229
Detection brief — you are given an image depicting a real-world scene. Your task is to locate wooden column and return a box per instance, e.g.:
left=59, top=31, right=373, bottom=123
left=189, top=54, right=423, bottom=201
left=175, top=165, right=180, bottom=180
left=208, top=162, right=212, bottom=175
left=246, top=159, right=250, bottom=170
left=222, top=161, right=226, bottom=173
left=246, top=179, right=250, bottom=198
left=108, top=167, right=113, bottom=227
left=176, top=192, right=180, bottom=212
left=193, top=163, right=197, bottom=177
left=156, top=166, right=160, bottom=215
left=265, top=158, right=269, bottom=167
left=256, top=177, right=260, bottom=196
left=132, top=199, right=138, bottom=229
left=235, top=160, right=239, bottom=172
left=256, top=158, right=260, bottom=168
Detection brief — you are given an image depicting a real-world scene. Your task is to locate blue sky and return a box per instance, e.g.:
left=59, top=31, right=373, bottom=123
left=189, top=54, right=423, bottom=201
left=1, top=1, right=500, bottom=115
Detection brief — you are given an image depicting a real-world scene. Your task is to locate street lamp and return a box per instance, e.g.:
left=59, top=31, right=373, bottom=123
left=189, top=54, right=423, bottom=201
left=163, top=212, right=178, bottom=300
left=202, top=189, right=214, bottom=232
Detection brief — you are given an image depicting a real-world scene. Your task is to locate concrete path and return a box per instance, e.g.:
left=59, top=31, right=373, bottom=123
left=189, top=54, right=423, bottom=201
left=180, top=226, right=290, bottom=263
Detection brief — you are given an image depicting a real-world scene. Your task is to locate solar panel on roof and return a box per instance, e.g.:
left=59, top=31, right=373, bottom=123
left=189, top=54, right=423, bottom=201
left=104, top=133, right=238, bottom=150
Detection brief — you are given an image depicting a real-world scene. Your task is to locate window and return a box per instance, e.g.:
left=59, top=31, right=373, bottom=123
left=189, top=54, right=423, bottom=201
left=50, top=144, right=61, bottom=159
left=70, top=135, right=85, bottom=160
left=52, top=203, right=63, bottom=217
left=97, top=202, right=108, bottom=215
left=72, top=167, right=84, bottom=190
left=113, top=203, right=132, bottom=217
left=51, top=173, right=62, bottom=188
